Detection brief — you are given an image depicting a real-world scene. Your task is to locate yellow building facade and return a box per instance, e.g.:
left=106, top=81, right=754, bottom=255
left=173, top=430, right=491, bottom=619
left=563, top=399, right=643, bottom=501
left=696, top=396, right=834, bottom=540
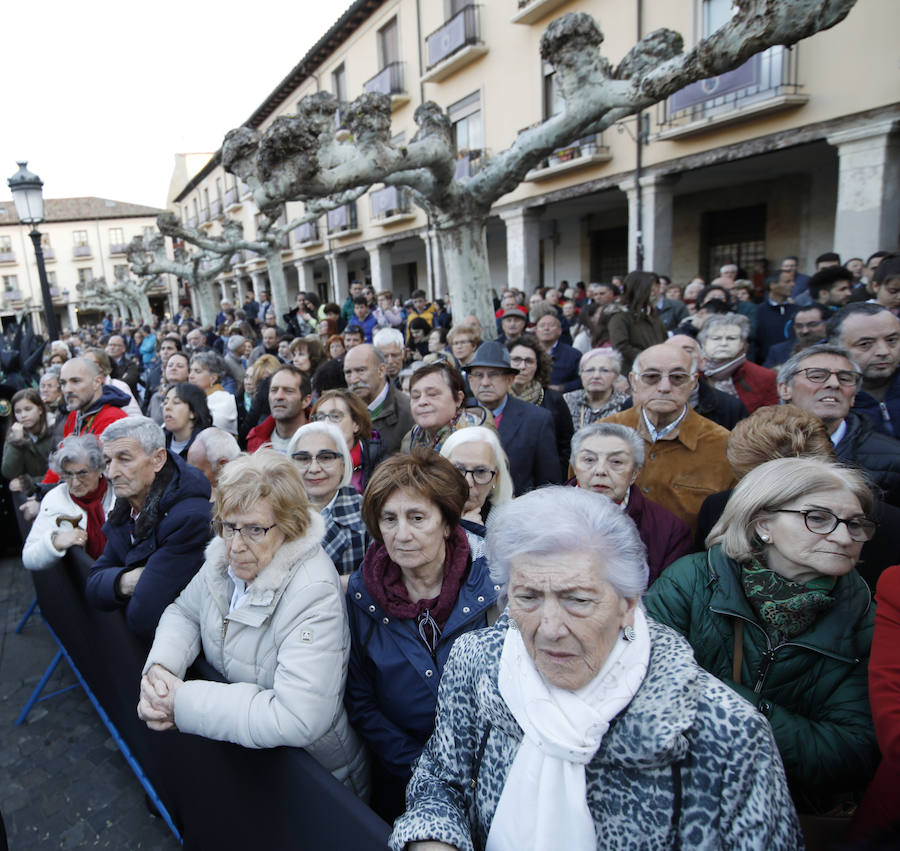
left=171, top=0, right=899, bottom=313
left=0, top=197, right=172, bottom=332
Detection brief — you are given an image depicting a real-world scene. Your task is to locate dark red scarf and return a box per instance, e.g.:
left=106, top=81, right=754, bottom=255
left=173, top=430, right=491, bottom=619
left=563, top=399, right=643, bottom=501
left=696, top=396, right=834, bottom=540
left=70, top=478, right=109, bottom=559
left=362, top=525, right=470, bottom=630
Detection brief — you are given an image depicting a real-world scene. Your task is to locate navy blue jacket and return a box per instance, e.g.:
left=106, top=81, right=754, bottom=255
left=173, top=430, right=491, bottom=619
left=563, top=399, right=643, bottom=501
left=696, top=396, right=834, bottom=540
left=497, top=394, right=562, bottom=495
left=835, top=411, right=900, bottom=508
left=344, top=551, right=498, bottom=779
left=852, top=369, right=900, bottom=438
left=85, top=451, right=212, bottom=639
left=755, top=301, right=798, bottom=364
left=548, top=341, right=582, bottom=393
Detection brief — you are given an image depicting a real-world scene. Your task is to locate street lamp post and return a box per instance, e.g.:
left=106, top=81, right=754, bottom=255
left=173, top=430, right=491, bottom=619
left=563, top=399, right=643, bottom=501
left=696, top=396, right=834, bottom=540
left=7, top=162, right=60, bottom=341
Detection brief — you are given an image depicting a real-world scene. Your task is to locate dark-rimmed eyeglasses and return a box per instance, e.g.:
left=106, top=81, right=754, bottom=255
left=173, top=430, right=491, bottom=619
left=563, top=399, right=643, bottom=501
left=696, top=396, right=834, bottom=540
left=636, top=371, right=694, bottom=387
left=768, top=508, right=877, bottom=542
left=291, top=450, right=343, bottom=469
left=790, top=368, right=860, bottom=386
left=452, top=464, right=497, bottom=485
left=219, top=522, right=277, bottom=543
left=312, top=411, right=346, bottom=424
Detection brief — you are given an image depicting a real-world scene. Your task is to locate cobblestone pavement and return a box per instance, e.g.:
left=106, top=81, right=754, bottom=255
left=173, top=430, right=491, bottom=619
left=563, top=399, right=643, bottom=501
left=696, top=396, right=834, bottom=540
left=0, top=557, right=179, bottom=849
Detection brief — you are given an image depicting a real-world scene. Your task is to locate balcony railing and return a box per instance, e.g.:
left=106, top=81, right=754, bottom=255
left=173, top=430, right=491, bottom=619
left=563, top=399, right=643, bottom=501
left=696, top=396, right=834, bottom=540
left=199, top=207, right=210, bottom=224
left=211, top=199, right=222, bottom=218
left=453, top=149, right=486, bottom=182
left=512, top=0, right=570, bottom=25
left=0, top=251, right=15, bottom=264
left=109, top=243, right=128, bottom=255
left=2, top=289, right=23, bottom=303
left=73, top=245, right=92, bottom=258
left=224, top=187, right=240, bottom=208
left=657, top=46, right=804, bottom=137
left=426, top=5, right=480, bottom=69
left=370, top=186, right=413, bottom=221
left=294, top=221, right=321, bottom=245
left=326, top=203, right=359, bottom=236
left=364, top=62, right=405, bottom=97
left=42, top=247, right=55, bottom=261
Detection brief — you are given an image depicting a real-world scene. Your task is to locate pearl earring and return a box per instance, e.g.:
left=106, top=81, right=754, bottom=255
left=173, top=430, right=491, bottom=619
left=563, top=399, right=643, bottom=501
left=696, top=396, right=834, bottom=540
left=760, top=533, right=770, bottom=543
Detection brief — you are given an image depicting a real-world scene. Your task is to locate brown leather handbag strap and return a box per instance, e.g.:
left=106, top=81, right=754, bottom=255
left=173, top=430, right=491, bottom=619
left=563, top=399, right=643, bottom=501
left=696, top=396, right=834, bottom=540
left=732, top=619, right=744, bottom=682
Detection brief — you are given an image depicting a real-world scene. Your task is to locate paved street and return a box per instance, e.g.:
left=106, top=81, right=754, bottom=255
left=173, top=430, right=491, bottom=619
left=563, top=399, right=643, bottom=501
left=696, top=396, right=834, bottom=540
left=0, top=557, right=179, bottom=849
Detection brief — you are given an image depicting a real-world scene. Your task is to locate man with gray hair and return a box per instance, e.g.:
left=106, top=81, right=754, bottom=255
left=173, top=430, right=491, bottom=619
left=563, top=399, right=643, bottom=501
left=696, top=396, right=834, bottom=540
left=186, top=427, right=240, bottom=496
left=373, top=327, right=405, bottom=386
left=85, top=416, right=212, bottom=639
left=224, top=335, right=246, bottom=388
left=777, top=343, right=900, bottom=506
left=601, top=342, right=733, bottom=532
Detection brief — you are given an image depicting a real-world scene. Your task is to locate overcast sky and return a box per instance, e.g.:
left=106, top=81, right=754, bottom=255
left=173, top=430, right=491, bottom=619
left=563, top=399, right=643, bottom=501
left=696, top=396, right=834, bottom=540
left=2, top=0, right=347, bottom=210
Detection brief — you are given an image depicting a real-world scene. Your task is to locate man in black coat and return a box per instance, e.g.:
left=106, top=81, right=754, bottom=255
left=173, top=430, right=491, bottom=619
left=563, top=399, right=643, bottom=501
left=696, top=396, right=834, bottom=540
left=105, top=334, right=141, bottom=395
left=464, top=342, right=561, bottom=496
left=777, top=343, right=900, bottom=507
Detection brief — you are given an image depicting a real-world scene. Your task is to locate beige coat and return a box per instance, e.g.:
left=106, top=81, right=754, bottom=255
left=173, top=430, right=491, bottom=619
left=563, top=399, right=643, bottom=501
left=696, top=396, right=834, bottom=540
left=144, top=512, right=369, bottom=797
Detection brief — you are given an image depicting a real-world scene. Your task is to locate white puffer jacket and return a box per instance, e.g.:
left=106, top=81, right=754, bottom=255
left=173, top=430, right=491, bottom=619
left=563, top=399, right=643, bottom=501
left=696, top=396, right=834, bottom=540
left=22, top=480, right=117, bottom=571
left=144, top=511, right=369, bottom=797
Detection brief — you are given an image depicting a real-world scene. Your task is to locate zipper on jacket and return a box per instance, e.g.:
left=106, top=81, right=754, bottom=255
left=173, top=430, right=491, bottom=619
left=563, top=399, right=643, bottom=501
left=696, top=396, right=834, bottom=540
left=753, top=648, right=777, bottom=694
left=880, top=402, right=894, bottom=437
left=221, top=616, right=229, bottom=642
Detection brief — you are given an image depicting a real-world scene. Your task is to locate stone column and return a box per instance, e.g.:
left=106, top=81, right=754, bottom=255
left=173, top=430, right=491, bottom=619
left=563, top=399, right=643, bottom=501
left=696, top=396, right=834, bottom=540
left=367, top=242, right=394, bottom=294
left=250, top=270, right=266, bottom=300
left=827, top=120, right=899, bottom=260
left=424, top=229, right=446, bottom=302
left=234, top=275, right=246, bottom=304
left=66, top=301, right=79, bottom=331
left=618, top=174, right=675, bottom=276
left=294, top=259, right=317, bottom=294
left=327, top=252, right=348, bottom=305
left=500, top=207, right=540, bottom=295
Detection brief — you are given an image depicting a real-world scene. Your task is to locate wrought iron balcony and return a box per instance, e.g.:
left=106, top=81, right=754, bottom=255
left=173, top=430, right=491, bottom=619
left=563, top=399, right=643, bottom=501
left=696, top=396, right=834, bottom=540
left=425, top=5, right=484, bottom=77
left=224, top=187, right=240, bottom=208
left=657, top=46, right=806, bottom=139
left=370, top=186, right=413, bottom=222
left=294, top=221, right=321, bottom=245
left=527, top=133, right=612, bottom=180
left=109, top=243, right=128, bottom=255
left=2, top=288, right=23, bottom=304
left=199, top=207, right=210, bottom=224
left=210, top=199, right=222, bottom=219
left=0, top=251, right=15, bottom=264
left=72, top=245, right=92, bottom=258
left=364, top=62, right=405, bottom=98
left=326, top=203, right=359, bottom=236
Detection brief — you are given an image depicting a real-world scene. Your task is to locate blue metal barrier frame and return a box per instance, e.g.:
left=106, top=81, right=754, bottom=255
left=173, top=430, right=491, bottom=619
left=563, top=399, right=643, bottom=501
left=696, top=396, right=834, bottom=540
left=15, top=618, right=184, bottom=845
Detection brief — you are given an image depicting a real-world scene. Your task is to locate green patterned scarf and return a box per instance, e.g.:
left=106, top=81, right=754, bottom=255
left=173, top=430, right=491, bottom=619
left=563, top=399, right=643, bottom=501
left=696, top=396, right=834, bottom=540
left=741, top=559, right=837, bottom=645
left=510, top=380, right=544, bottom=406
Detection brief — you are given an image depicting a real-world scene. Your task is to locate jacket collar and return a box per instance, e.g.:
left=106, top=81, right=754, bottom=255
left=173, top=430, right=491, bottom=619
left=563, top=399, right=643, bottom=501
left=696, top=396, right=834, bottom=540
left=205, top=511, right=326, bottom=620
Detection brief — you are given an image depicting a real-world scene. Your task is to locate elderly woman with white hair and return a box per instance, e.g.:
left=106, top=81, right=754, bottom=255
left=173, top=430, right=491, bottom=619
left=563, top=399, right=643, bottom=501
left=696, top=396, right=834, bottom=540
left=570, top=423, right=692, bottom=584
left=563, top=348, right=628, bottom=429
left=646, top=457, right=879, bottom=818
left=390, top=486, right=801, bottom=851
left=697, top=313, right=778, bottom=414
left=287, top=421, right=369, bottom=581
left=440, top=426, right=513, bottom=562
left=22, top=434, right=116, bottom=570
left=189, top=351, right=238, bottom=436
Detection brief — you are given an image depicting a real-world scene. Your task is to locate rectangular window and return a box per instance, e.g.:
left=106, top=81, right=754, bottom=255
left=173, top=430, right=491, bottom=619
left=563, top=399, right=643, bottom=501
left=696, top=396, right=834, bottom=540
left=2, top=274, right=18, bottom=291
left=46, top=270, right=57, bottom=285
left=702, top=0, right=734, bottom=37
left=77, top=268, right=93, bottom=283
left=448, top=91, right=482, bottom=152
left=216, top=178, right=224, bottom=203
left=144, top=226, right=155, bottom=241
left=543, top=62, right=563, bottom=119
left=332, top=64, right=347, bottom=103
left=378, top=18, right=400, bottom=67
left=73, top=230, right=88, bottom=247
left=41, top=234, right=51, bottom=250
left=0, top=236, right=11, bottom=252
left=701, top=204, right=766, bottom=282
left=109, top=227, right=124, bottom=245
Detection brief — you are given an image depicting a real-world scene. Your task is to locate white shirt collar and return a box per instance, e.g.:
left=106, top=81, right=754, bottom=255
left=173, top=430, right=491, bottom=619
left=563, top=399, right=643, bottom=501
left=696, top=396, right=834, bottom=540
left=226, top=564, right=252, bottom=612
left=368, top=381, right=389, bottom=412
left=829, top=419, right=848, bottom=447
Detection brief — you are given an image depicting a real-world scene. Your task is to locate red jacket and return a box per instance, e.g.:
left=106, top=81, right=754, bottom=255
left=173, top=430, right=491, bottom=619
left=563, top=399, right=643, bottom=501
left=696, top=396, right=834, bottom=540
left=852, top=564, right=900, bottom=838
left=732, top=360, right=778, bottom=414
left=246, top=415, right=277, bottom=452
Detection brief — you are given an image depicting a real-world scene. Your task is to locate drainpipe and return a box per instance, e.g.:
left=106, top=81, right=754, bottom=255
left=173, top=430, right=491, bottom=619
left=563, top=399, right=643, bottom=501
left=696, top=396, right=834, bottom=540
left=635, top=0, right=644, bottom=271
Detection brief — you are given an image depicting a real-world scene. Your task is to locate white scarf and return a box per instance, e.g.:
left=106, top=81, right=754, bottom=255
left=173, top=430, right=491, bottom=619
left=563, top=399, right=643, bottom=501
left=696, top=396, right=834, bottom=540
left=486, top=608, right=651, bottom=851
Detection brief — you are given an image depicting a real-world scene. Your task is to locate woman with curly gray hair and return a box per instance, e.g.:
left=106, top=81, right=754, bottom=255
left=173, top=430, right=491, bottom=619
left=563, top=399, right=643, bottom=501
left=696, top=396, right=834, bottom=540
left=189, top=351, right=237, bottom=436
left=391, top=485, right=801, bottom=851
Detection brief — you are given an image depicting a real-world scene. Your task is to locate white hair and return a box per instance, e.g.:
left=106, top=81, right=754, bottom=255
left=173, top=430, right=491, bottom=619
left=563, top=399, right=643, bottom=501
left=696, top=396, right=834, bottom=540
left=100, top=416, right=165, bottom=455
left=697, top=312, right=751, bottom=345
left=570, top=422, right=645, bottom=469
left=191, top=427, right=240, bottom=465
left=440, top=426, right=514, bottom=509
left=579, top=347, right=622, bottom=373
left=286, top=421, right=352, bottom=489
left=486, top=486, right=648, bottom=606
left=373, top=327, right=404, bottom=349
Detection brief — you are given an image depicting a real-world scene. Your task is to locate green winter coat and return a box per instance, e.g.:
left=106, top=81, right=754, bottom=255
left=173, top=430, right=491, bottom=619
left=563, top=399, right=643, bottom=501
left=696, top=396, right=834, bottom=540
left=645, top=545, right=878, bottom=807
left=2, top=429, right=54, bottom=490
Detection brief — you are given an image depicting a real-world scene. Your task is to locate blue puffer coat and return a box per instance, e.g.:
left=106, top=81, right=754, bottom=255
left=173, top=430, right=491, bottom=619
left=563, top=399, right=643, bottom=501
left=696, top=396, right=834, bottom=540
left=345, top=547, right=498, bottom=780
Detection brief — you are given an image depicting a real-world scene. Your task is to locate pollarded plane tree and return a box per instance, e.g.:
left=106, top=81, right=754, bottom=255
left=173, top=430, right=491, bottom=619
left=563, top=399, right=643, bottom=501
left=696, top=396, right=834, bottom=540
left=160, top=2, right=859, bottom=335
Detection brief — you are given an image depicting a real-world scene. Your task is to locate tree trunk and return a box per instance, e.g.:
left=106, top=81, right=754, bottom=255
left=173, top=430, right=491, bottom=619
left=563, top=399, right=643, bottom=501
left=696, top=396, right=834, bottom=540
left=135, top=292, right=152, bottom=323
left=265, top=250, right=289, bottom=329
left=436, top=217, right=497, bottom=340
left=193, top=280, right=219, bottom=328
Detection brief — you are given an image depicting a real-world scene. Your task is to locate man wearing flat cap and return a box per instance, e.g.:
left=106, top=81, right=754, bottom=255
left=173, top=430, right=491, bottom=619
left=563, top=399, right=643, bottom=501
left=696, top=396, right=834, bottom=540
left=464, top=341, right=561, bottom=496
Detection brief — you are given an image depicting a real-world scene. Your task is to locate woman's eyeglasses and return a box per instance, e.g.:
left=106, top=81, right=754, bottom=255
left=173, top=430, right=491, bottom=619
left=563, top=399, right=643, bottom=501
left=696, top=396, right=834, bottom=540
left=452, top=464, right=497, bottom=485
left=312, top=411, right=347, bottom=424
left=219, top=522, right=277, bottom=543
left=291, top=450, right=343, bottom=470
left=60, top=469, right=95, bottom=482
left=768, top=508, right=877, bottom=542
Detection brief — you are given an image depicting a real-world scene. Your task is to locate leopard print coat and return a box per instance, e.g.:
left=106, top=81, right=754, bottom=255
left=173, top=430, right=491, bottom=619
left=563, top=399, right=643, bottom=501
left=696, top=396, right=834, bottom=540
left=390, top=613, right=803, bottom=851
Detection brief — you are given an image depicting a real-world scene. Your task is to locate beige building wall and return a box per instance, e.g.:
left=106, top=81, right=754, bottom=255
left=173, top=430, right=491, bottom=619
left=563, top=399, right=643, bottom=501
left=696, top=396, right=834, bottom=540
left=171, top=0, right=900, bottom=312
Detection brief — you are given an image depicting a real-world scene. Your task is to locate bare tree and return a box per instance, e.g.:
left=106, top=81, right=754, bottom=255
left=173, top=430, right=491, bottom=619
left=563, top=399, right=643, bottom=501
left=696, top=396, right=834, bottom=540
left=160, top=2, right=859, bottom=335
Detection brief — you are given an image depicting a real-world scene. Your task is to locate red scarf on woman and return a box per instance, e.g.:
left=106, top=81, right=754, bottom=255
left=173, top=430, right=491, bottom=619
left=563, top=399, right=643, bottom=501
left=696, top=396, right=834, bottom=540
left=69, top=478, right=109, bottom=559
left=361, top=525, right=470, bottom=630
left=350, top=440, right=364, bottom=494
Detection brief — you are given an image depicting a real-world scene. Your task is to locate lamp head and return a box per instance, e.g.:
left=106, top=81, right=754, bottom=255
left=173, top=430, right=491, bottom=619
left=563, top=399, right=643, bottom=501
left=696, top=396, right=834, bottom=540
left=8, top=162, right=44, bottom=225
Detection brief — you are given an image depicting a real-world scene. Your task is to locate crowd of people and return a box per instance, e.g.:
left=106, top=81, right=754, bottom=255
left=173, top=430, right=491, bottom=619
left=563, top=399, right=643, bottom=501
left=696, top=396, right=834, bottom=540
left=3, top=250, right=900, bottom=848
